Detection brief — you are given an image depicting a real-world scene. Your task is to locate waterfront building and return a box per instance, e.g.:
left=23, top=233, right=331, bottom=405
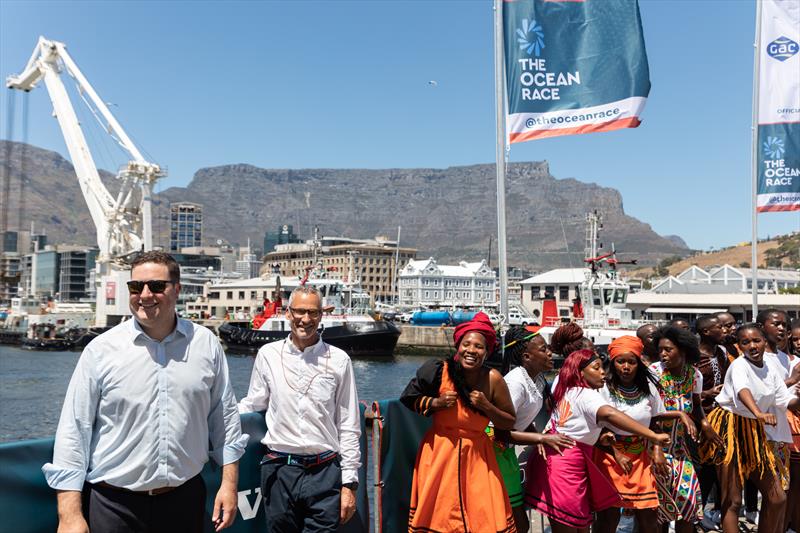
left=519, top=268, right=585, bottom=322
left=57, top=247, right=98, bottom=302
left=33, top=248, right=59, bottom=299
left=169, top=202, right=203, bottom=252
left=263, top=224, right=301, bottom=254
left=650, top=264, right=800, bottom=294
left=0, top=252, right=21, bottom=304
left=264, top=235, right=416, bottom=303
left=398, top=257, right=497, bottom=309
left=626, top=292, right=800, bottom=323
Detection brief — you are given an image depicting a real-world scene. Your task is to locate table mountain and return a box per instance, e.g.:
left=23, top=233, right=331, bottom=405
left=1, top=141, right=689, bottom=269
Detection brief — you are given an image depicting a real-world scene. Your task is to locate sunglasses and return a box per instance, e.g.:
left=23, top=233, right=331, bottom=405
left=127, top=279, right=175, bottom=294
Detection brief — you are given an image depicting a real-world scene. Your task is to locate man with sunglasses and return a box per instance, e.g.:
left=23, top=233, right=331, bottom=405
left=239, top=285, right=361, bottom=532
left=43, top=251, right=247, bottom=533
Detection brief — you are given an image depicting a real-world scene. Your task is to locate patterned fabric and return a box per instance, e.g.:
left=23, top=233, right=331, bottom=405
left=772, top=440, right=790, bottom=491
left=654, top=454, right=702, bottom=524
left=654, top=364, right=702, bottom=524
left=699, top=407, right=778, bottom=486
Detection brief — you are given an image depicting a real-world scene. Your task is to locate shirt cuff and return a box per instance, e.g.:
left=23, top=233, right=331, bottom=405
left=212, top=433, right=249, bottom=466
left=341, top=468, right=359, bottom=484
left=42, top=463, right=86, bottom=491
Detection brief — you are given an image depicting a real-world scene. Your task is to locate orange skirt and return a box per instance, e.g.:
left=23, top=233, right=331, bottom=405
left=788, top=409, right=800, bottom=460
left=409, top=426, right=515, bottom=533
left=593, top=435, right=659, bottom=510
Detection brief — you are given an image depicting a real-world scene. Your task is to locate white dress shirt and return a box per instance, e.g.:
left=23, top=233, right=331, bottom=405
left=42, top=318, right=247, bottom=491
left=238, top=336, right=361, bottom=483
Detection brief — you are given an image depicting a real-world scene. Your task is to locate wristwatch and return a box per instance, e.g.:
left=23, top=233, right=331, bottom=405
left=342, top=481, right=359, bottom=491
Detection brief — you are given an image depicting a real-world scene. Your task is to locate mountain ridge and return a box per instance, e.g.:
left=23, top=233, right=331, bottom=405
left=1, top=140, right=690, bottom=270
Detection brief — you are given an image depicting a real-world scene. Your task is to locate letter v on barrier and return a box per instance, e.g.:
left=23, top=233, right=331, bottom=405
left=237, top=488, right=263, bottom=520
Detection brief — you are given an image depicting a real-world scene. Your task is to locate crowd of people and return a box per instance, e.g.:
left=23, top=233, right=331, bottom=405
left=39, top=249, right=800, bottom=533
left=402, top=310, right=800, bottom=533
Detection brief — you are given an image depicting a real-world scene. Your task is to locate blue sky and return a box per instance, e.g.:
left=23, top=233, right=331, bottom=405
left=1, top=0, right=797, bottom=251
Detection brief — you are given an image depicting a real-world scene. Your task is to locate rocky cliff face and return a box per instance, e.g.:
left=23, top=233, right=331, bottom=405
left=1, top=141, right=688, bottom=269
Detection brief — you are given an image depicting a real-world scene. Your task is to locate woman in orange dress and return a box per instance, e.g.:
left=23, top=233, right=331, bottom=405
left=400, top=312, right=517, bottom=533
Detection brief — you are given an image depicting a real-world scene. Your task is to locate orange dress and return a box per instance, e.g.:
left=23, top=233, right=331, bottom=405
left=408, top=363, right=515, bottom=533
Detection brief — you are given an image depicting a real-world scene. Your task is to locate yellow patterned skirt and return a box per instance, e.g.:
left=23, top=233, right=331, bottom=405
left=699, top=407, right=778, bottom=486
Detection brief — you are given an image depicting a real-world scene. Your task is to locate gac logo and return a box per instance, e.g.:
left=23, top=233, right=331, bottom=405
left=767, top=36, right=798, bottom=61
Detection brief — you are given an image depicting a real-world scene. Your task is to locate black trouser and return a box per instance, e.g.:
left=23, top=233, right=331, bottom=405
left=84, top=474, right=206, bottom=533
left=261, top=454, right=341, bottom=532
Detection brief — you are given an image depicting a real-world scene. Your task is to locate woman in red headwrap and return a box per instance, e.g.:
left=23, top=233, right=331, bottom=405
left=400, top=312, right=517, bottom=532
left=593, top=336, right=666, bottom=533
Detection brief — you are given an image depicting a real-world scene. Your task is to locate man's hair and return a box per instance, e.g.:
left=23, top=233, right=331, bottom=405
left=695, top=315, right=718, bottom=337
left=130, top=251, right=180, bottom=282
left=756, top=308, right=787, bottom=326
left=669, top=318, right=690, bottom=328
left=288, top=285, right=322, bottom=308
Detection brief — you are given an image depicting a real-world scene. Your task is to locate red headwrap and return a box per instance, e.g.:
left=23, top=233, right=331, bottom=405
left=608, top=335, right=644, bottom=360
left=453, top=312, right=497, bottom=354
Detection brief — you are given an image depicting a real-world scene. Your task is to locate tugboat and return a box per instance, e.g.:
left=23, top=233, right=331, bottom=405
left=537, top=211, right=644, bottom=346
left=218, top=275, right=401, bottom=357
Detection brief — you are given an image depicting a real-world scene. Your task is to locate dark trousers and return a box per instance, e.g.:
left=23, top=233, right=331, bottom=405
left=261, top=455, right=341, bottom=532
left=84, top=475, right=206, bottom=533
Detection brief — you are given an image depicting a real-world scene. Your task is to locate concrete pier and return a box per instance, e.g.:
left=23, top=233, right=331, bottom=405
left=395, top=324, right=454, bottom=356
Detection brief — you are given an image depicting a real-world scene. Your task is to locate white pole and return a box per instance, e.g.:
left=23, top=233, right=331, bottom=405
left=750, top=0, right=762, bottom=321
left=393, top=225, right=402, bottom=305
left=493, top=0, right=509, bottom=321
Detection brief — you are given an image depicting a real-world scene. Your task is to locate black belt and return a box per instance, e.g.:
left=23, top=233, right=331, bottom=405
left=263, top=449, right=338, bottom=467
left=95, top=481, right=179, bottom=496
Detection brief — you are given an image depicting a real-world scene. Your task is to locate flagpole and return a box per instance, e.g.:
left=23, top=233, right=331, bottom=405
left=493, top=0, right=509, bottom=322
left=750, top=0, right=762, bottom=320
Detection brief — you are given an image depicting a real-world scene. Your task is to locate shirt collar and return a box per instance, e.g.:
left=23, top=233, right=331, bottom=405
left=130, top=314, right=188, bottom=343
left=284, top=333, right=324, bottom=354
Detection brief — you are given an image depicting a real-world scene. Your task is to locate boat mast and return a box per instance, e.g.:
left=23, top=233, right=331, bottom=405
left=493, top=0, right=509, bottom=321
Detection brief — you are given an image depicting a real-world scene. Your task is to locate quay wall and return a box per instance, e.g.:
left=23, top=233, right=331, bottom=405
left=396, top=325, right=453, bottom=356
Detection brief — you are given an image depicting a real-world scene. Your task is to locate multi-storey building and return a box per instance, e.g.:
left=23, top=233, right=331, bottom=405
left=264, top=235, right=416, bottom=303
left=263, top=224, right=301, bottom=254
left=398, top=257, right=497, bottom=309
left=169, top=202, right=203, bottom=252
left=58, top=248, right=98, bottom=302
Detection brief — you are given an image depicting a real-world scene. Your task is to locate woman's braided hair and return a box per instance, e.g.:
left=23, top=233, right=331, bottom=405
left=550, top=322, right=586, bottom=357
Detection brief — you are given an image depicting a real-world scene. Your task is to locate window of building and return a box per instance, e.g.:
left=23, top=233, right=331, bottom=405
left=239, top=291, right=245, bottom=300
left=530, top=286, right=540, bottom=300
left=227, top=291, right=233, bottom=300
left=545, top=285, right=555, bottom=298
left=424, top=290, right=430, bottom=298
left=559, top=286, right=569, bottom=300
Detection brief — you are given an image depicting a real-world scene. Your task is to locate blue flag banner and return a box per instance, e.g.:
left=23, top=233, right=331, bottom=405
left=756, top=0, right=800, bottom=213
left=503, top=0, right=650, bottom=144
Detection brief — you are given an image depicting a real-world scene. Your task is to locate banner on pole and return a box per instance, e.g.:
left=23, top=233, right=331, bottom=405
left=503, top=0, right=650, bottom=144
left=756, top=0, right=800, bottom=213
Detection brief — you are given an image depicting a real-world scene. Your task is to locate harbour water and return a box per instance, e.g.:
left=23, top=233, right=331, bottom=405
left=0, top=344, right=426, bottom=443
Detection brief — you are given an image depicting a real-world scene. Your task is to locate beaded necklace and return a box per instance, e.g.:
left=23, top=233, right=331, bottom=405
left=609, top=382, right=646, bottom=406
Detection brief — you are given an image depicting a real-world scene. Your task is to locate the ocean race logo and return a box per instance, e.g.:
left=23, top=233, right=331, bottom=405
left=517, top=18, right=545, bottom=57
left=762, top=135, right=798, bottom=187
left=515, top=18, right=580, bottom=101
left=767, top=36, right=799, bottom=61
left=764, top=136, right=785, bottom=159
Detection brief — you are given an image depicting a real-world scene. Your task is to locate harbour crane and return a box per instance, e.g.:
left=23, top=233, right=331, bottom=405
left=6, top=37, right=165, bottom=326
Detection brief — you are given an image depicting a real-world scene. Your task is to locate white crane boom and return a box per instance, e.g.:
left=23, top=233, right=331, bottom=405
left=6, top=36, right=165, bottom=325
